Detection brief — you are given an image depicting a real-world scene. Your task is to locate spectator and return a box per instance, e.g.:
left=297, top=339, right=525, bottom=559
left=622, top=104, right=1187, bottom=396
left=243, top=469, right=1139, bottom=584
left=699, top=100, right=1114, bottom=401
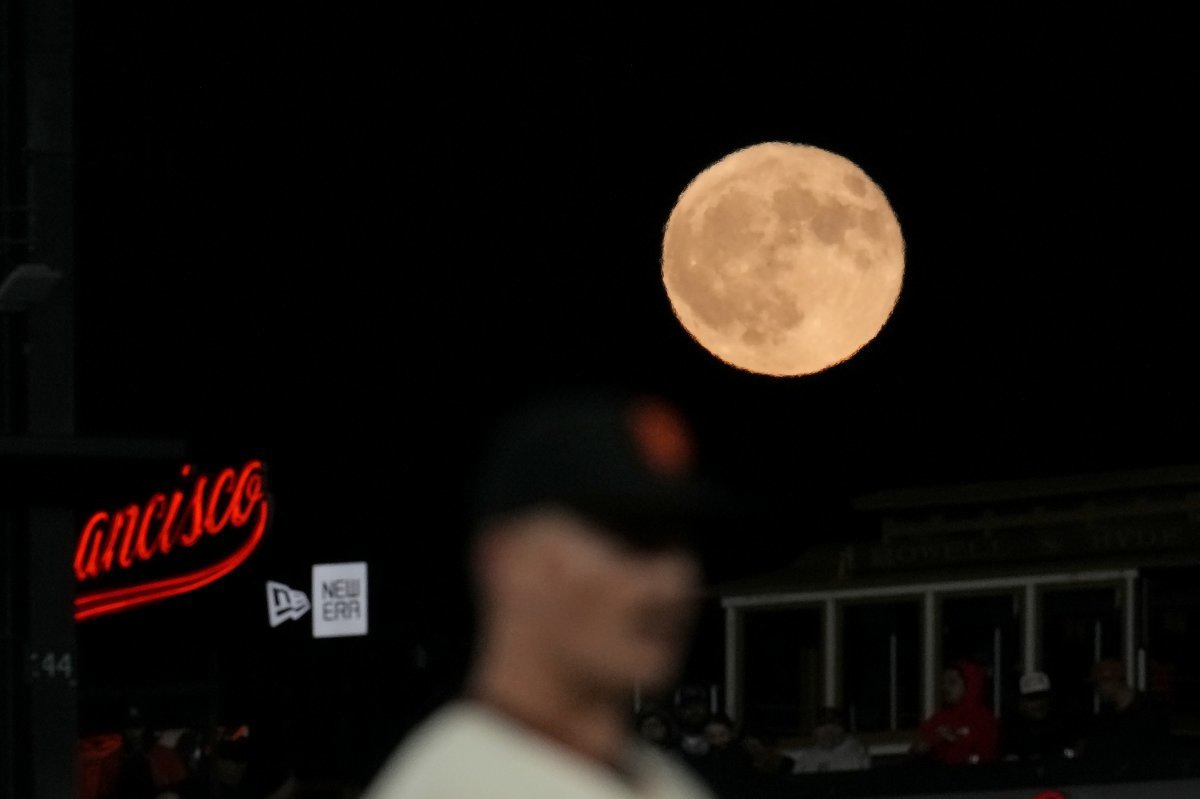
left=99, top=706, right=199, bottom=799
left=1079, top=658, right=1170, bottom=769
left=912, top=659, right=999, bottom=765
left=789, top=706, right=871, bottom=773
left=635, top=704, right=679, bottom=750
left=209, top=728, right=298, bottom=799
left=145, top=728, right=190, bottom=797
left=78, top=733, right=124, bottom=799
left=673, top=684, right=712, bottom=763
left=1000, top=671, right=1074, bottom=763
left=109, top=705, right=157, bottom=799
left=693, top=713, right=755, bottom=790
left=211, top=738, right=251, bottom=798
left=741, top=728, right=798, bottom=777
left=701, top=713, right=738, bottom=751
left=165, top=728, right=207, bottom=799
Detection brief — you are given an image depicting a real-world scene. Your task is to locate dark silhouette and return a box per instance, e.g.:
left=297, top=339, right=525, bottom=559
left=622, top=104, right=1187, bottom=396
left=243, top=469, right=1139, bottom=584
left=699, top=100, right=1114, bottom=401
left=635, top=704, right=680, bottom=750
left=108, top=706, right=157, bottom=799
left=1079, top=658, right=1170, bottom=771
left=693, top=713, right=755, bottom=792
left=1000, top=671, right=1074, bottom=764
left=673, top=684, right=712, bottom=765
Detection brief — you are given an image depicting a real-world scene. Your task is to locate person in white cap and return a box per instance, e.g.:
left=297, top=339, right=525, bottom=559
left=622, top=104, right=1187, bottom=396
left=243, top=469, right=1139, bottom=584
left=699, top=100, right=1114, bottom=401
left=363, top=389, right=725, bottom=798
left=999, top=670, right=1073, bottom=763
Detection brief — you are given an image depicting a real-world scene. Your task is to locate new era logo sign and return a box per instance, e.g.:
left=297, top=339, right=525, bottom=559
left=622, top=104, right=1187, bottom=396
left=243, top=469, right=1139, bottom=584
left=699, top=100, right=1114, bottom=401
left=266, top=580, right=311, bottom=627
left=312, top=562, right=368, bottom=638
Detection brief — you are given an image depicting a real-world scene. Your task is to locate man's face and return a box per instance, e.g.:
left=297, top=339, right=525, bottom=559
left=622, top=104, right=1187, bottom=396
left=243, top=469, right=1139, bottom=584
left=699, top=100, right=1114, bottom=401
left=679, top=699, right=709, bottom=729
left=704, top=721, right=734, bottom=748
left=1019, top=695, right=1050, bottom=720
left=488, top=507, right=701, bottom=693
left=814, top=721, right=845, bottom=750
left=941, top=668, right=965, bottom=705
left=1091, top=661, right=1126, bottom=704
left=639, top=716, right=669, bottom=743
left=1094, top=676, right=1122, bottom=704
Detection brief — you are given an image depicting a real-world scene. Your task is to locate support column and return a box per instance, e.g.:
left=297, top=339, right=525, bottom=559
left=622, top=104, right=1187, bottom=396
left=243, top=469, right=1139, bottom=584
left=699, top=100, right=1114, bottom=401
left=25, top=507, right=77, bottom=799
left=724, top=607, right=742, bottom=721
left=1023, top=583, right=1037, bottom=674
left=20, top=1, right=78, bottom=797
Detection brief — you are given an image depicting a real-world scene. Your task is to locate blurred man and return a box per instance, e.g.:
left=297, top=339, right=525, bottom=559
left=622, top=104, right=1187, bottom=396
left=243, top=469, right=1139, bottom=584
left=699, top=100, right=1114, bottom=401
left=364, top=389, right=719, bottom=798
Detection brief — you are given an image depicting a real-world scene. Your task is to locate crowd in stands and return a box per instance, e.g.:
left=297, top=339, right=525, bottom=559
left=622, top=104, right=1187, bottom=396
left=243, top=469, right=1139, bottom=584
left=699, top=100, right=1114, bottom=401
left=77, top=706, right=313, bottom=799
left=635, top=657, right=1181, bottom=796
left=910, top=657, right=1172, bottom=769
left=635, top=685, right=873, bottom=795
left=76, top=656, right=1181, bottom=798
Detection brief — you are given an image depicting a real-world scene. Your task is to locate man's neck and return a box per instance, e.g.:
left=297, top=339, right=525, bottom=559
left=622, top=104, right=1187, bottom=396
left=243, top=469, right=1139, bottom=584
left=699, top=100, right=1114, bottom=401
left=467, top=646, right=635, bottom=772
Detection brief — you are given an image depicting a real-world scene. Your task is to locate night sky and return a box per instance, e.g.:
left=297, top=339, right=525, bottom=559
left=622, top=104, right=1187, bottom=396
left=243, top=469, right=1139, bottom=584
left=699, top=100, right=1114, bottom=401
left=57, top=4, right=1200, bottom=774
left=74, top=6, right=1200, bottom=569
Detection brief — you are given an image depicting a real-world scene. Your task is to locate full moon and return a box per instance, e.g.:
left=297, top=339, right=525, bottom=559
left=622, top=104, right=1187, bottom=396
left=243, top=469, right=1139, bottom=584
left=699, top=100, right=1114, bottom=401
left=661, top=141, right=904, bottom=376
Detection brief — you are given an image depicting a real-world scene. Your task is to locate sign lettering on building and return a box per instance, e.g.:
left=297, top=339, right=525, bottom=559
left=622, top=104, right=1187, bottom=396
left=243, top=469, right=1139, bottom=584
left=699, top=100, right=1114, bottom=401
left=73, top=460, right=270, bottom=621
left=312, top=562, right=368, bottom=638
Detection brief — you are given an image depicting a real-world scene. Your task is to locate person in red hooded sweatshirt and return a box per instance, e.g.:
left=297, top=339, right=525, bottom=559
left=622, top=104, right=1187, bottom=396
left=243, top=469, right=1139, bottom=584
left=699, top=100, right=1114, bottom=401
left=911, top=660, right=999, bottom=765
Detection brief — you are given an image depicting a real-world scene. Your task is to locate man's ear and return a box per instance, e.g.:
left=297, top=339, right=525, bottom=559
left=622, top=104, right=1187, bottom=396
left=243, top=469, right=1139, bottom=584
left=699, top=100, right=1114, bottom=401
left=470, top=519, right=541, bottom=608
left=469, top=523, right=506, bottom=601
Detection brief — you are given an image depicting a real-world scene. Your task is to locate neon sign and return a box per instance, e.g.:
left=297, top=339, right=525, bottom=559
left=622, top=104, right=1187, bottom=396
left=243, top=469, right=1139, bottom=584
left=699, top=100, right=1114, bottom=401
left=73, top=459, right=269, bottom=621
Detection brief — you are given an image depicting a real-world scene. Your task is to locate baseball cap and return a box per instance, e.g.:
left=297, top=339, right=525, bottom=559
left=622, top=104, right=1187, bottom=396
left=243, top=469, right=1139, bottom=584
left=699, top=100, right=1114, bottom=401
left=1019, top=671, right=1051, bottom=696
left=471, top=388, right=720, bottom=549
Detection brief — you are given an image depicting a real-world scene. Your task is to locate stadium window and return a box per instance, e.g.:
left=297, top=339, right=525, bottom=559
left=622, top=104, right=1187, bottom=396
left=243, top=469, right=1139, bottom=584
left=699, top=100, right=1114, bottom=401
left=1038, top=584, right=1123, bottom=726
left=938, top=591, right=1022, bottom=717
left=1143, top=566, right=1200, bottom=735
left=741, top=606, right=823, bottom=742
left=840, top=599, right=922, bottom=734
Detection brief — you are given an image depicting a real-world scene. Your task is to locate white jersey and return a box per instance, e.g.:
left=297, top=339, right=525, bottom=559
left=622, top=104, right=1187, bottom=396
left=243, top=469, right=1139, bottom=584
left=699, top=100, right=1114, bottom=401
left=786, top=735, right=872, bottom=773
left=364, top=701, right=715, bottom=799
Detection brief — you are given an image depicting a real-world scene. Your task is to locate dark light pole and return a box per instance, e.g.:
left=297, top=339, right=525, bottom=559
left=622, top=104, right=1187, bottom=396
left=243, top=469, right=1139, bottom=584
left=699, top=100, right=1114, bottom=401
left=1, top=0, right=78, bottom=796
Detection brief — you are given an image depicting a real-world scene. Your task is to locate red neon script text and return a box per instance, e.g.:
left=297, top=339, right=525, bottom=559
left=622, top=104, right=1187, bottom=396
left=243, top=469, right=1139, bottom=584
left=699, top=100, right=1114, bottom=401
left=73, top=460, right=269, bottom=621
